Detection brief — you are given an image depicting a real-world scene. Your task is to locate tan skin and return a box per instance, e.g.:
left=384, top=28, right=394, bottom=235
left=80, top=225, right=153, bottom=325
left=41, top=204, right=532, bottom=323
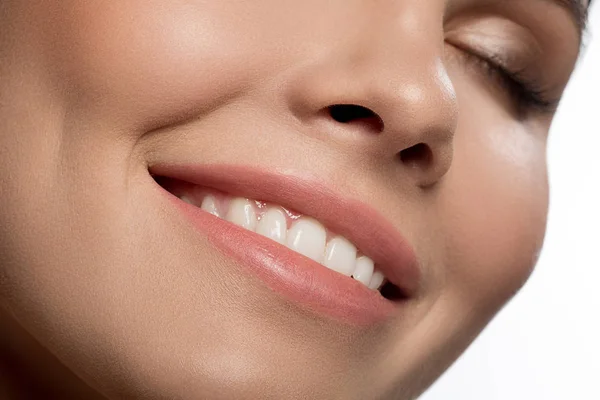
left=0, top=0, right=589, bottom=399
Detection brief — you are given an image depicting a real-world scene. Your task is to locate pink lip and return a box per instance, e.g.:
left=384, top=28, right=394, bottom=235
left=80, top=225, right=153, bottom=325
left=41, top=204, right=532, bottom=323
left=150, top=164, right=420, bottom=325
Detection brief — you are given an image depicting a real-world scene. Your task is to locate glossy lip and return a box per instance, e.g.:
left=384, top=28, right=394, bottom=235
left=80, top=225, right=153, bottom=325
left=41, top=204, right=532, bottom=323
left=150, top=164, right=421, bottom=325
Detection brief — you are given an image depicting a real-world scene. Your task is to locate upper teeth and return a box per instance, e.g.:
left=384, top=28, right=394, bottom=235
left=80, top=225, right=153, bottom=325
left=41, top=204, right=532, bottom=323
left=181, top=193, right=387, bottom=291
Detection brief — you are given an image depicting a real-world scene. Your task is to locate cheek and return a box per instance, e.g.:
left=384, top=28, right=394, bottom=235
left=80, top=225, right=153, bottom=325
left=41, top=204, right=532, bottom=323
left=36, top=0, right=280, bottom=131
left=441, top=102, right=549, bottom=316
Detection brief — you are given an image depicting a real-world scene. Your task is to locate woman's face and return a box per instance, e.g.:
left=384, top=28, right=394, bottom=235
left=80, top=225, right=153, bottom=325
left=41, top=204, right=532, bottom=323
left=0, top=0, right=586, bottom=398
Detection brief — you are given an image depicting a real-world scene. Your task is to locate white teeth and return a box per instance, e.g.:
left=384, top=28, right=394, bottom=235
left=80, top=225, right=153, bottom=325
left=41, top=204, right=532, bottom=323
left=181, top=191, right=389, bottom=292
left=200, top=195, right=220, bottom=217
left=256, top=207, right=287, bottom=244
left=353, top=256, right=374, bottom=286
left=323, top=236, right=357, bottom=276
left=368, top=270, right=385, bottom=290
left=225, top=198, right=257, bottom=231
left=180, top=195, right=194, bottom=205
left=286, top=217, right=326, bottom=263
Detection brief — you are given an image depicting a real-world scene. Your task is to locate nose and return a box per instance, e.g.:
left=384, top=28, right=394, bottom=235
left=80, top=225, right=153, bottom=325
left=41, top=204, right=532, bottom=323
left=283, top=3, right=458, bottom=187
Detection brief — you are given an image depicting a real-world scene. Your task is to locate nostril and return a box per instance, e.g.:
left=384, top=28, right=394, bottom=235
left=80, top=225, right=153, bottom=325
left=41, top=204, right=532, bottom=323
left=329, top=104, right=374, bottom=122
left=328, top=104, right=384, bottom=133
left=399, top=143, right=433, bottom=169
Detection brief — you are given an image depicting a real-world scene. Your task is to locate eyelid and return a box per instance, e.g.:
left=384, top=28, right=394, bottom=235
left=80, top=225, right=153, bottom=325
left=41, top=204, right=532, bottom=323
left=448, top=40, right=520, bottom=79
left=445, top=16, right=542, bottom=72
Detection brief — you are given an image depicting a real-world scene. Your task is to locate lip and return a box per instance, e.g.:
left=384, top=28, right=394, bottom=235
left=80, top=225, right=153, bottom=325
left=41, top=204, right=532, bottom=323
left=150, top=164, right=420, bottom=325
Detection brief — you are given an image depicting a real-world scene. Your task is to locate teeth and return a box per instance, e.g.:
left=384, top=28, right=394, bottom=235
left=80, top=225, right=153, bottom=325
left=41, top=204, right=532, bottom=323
left=286, top=217, right=326, bottom=263
left=368, top=270, right=385, bottom=290
left=180, top=195, right=195, bottom=205
left=201, top=195, right=220, bottom=217
left=181, top=191, right=391, bottom=292
left=256, top=207, right=287, bottom=244
left=225, top=197, right=257, bottom=231
left=353, top=256, right=374, bottom=286
left=323, top=236, right=357, bottom=276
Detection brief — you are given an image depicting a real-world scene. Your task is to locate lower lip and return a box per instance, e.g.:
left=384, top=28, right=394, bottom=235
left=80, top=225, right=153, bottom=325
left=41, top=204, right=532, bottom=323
left=163, top=190, right=398, bottom=325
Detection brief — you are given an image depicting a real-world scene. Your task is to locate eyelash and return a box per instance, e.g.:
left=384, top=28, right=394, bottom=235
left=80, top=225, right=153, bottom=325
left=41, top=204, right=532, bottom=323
left=462, top=49, right=558, bottom=115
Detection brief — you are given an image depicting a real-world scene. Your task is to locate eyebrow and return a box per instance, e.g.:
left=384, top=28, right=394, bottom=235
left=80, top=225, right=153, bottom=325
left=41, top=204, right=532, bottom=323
left=545, top=0, right=589, bottom=36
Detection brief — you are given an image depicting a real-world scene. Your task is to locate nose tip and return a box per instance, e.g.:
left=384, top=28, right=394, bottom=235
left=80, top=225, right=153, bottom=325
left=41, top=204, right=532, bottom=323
left=324, top=101, right=456, bottom=187
left=279, top=1, right=459, bottom=188
left=286, top=61, right=458, bottom=187
left=330, top=96, right=456, bottom=187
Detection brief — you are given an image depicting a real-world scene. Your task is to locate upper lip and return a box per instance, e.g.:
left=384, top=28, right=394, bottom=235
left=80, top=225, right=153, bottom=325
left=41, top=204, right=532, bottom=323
left=149, top=163, right=421, bottom=297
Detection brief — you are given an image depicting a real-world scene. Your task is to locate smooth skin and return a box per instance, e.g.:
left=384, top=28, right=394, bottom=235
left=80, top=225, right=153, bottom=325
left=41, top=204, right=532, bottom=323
left=0, top=0, right=587, bottom=399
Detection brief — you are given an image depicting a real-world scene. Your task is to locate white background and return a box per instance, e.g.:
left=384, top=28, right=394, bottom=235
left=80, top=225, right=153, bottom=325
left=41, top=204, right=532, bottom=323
left=422, top=5, right=600, bottom=400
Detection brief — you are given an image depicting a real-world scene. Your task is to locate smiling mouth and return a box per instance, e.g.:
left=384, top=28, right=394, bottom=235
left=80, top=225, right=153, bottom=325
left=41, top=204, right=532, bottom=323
left=149, top=164, right=419, bottom=323
left=154, top=175, right=411, bottom=306
left=155, top=176, right=403, bottom=297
